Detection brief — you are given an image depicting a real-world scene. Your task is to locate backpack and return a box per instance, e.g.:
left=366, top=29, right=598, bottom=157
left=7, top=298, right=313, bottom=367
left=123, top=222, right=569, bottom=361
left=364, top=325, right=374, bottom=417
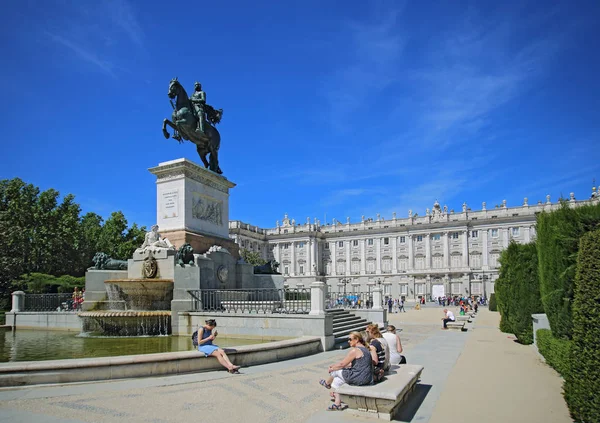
left=192, top=330, right=199, bottom=348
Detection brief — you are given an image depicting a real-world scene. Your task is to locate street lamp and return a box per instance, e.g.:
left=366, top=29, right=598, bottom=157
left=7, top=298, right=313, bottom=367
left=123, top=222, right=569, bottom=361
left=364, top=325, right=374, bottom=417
left=340, top=277, right=351, bottom=296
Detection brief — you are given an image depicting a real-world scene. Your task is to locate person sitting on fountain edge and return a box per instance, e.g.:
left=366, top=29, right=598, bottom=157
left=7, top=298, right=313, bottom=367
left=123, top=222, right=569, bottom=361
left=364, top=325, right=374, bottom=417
left=196, top=319, right=240, bottom=374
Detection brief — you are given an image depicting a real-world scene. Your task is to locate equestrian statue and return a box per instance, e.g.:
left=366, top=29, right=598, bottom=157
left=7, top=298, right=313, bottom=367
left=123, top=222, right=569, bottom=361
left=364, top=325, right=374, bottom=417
left=162, top=78, right=224, bottom=174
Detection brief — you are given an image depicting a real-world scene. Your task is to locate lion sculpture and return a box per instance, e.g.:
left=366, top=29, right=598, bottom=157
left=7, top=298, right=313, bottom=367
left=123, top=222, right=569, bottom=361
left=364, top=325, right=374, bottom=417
left=91, top=252, right=128, bottom=270
left=176, top=243, right=195, bottom=266
left=253, top=260, right=280, bottom=275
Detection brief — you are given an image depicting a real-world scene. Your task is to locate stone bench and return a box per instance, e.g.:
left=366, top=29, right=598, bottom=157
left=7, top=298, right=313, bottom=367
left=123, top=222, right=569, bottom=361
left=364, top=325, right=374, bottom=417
left=446, top=321, right=466, bottom=331
left=456, top=316, right=472, bottom=322
left=336, top=364, right=424, bottom=420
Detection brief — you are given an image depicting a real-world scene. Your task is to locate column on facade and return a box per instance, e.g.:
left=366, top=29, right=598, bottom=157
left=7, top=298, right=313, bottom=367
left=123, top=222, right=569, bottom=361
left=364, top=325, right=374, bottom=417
left=482, top=229, right=489, bottom=268
left=443, top=232, right=449, bottom=268
left=331, top=240, right=337, bottom=276
left=408, top=235, right=414, bottom=270
left=502, top=228, right=509, bottom=248
left=524, top=227, right=531, bottom=243
left=425, top=234, right=431, bottom=269
left=274, top=243, right=280, bottom=265
left=307, top=238, right=312, bottom=276
left=290, top=241, right=296, bottom=276
left=314, top=239, right=319, bottom=275
left=444, top=274, right=450, bottom=296
left=376, top=238, right=382, bottom=274
left=345, top=242, right=351, bottom=275
left=391, top=236, right=398, bottom=273
left=462, top=230, right=469, bottom=267
left=360, top=239, right=366, bottom=274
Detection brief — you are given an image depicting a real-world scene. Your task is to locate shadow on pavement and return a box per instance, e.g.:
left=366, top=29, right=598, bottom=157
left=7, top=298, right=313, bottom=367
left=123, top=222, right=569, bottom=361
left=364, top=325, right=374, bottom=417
left=393, top=384, right=432, bottom=422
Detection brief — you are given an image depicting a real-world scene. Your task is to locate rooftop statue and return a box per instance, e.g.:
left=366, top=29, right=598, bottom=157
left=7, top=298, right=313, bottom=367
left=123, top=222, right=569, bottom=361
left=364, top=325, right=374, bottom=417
left=138, top=225, right=175, bottom=252
left=162, top=78, right=224, bottom=174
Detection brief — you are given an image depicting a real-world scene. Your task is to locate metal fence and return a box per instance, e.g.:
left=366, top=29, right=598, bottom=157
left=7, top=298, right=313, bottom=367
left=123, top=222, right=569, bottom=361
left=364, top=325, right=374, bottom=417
left=325, top=291, right=375, bottom=310
left=187, top=288, right=311, bottom=314
left=23, top=293, right=78, bottom=312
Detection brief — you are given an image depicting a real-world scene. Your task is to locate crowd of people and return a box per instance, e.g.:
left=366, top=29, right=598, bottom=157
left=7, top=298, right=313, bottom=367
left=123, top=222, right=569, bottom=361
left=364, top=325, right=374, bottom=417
left=319, top=323, right=404, bottom=411
left=61, top=287, right=85, bottom=311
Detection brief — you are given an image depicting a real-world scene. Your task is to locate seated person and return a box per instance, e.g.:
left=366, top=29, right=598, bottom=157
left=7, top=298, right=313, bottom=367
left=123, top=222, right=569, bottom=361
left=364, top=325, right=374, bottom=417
left=383, top=325, right=404, bottom=365
left=442, top=308, right=456, bottom=329
left=196, top=319, right=240, bottom=374
left=319, top=331, right=377, bottom=411
left=365, top=324, right=390, bottom=381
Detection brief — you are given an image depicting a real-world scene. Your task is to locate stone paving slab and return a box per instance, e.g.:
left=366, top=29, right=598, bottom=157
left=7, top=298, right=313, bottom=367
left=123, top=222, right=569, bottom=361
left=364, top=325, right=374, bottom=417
left=0, top=307, right=572, bottom=423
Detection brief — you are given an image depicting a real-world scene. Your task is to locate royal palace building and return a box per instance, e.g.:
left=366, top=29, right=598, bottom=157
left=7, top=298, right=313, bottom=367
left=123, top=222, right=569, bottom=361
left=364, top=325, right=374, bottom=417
left=229, top=188, right=600, bottom=302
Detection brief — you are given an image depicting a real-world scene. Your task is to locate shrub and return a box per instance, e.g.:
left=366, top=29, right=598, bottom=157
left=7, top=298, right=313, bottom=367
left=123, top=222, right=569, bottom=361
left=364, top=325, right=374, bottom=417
left=536, top=328, right=572, bottom=377
left=508, top=243, right=543, bottom=344
left=488, top=293, right=497, bottom=311
left=536, top=202, right=600, bottom=340
left=564, top=230, right=600, bottom=422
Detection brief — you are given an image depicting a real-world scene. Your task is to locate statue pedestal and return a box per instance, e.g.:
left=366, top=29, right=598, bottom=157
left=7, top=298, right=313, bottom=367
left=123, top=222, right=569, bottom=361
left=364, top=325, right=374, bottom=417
left=148, top=158, right=240, bottom=259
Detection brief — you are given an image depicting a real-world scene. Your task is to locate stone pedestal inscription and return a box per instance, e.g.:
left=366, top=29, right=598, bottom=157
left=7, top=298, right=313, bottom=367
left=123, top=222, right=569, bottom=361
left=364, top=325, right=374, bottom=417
left=161, top=190, right=179, bottom=219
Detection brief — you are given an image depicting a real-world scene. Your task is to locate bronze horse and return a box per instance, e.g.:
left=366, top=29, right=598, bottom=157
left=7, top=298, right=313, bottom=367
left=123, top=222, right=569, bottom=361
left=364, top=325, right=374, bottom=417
left=162, top=78, right=223, bottom=174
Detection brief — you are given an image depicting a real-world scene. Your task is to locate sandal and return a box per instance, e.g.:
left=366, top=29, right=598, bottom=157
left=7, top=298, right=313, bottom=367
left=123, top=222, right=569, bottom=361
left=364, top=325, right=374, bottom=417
left=228, top=368, right=240, bottom=374
left=327, top=404, right=348, bottom=411
left=319, top=379, right=331, bottom=389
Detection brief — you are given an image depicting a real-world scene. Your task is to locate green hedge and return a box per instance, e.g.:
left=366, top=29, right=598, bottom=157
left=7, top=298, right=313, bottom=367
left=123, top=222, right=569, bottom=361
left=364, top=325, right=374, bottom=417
left=536, top=202, right=600, bottom=340
left=488, top=293, right=497, bottom=311
left=536, top=328, right=572, bottom=377
left=564, top=230, right=600, bottom=422
left=494, top=242, right=543, bottom=343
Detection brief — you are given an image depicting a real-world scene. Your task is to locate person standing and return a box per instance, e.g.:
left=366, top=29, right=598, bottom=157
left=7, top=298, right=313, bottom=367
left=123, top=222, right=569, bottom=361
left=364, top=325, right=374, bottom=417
left=441, top=308, right=455, bottom=329
left=399, top=298, right=406, bottom=313
left=387, top=298, right=393, bottom=313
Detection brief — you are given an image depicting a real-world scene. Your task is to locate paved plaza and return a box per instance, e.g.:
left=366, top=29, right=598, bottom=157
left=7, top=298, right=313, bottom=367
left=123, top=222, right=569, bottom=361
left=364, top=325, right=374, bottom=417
left=0, top=307, right=571, bottom=423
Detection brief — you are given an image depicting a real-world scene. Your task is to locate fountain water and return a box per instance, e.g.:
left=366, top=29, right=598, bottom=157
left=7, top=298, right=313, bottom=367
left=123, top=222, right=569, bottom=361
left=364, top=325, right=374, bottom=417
left=80, top=279, right=174, bottom=336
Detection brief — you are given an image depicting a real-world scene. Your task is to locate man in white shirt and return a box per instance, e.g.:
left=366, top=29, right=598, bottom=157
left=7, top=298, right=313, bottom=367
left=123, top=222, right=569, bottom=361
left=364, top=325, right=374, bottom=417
left=442, top=308, right=455, bottom=329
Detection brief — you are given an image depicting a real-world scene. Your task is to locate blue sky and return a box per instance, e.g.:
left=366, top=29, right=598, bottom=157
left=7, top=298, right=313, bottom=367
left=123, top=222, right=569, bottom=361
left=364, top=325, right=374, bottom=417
left=1, top=0, right=599, bottom=230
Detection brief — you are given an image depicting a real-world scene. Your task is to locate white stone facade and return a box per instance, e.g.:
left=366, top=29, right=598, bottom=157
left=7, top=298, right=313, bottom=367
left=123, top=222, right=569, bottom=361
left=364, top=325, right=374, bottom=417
left=229, top=190, right=600, bottom=302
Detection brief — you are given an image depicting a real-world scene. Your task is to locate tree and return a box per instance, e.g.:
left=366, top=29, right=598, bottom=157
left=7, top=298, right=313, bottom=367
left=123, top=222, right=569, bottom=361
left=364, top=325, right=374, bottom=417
left=240, top=249, right=266, bottom=266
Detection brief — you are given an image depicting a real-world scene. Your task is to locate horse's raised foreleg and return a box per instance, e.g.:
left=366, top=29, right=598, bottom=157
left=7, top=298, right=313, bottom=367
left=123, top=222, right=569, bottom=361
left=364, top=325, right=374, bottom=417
left=163, top=119, right=176, bottom=139
left=163, top=119, right=183, bottom=142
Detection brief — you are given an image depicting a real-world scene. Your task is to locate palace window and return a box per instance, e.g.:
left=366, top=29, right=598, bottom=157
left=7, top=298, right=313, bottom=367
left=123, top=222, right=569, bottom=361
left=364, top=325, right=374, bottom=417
left=282, top=243, right=289, bottom=249
left=368, top=238, right=374, bottom=246
left=338, top=241, right=344, bottom=248
left=451, top=255, right=462, bottom=268
left=400, top=284, right=408, bottom=295
left=284, top=266, right=289, bottom=275
left=451, top=232, right=459, bottom=240
left=415, top=257, right=425, bottom=270
left=351, top=260, right=360, bottom=273
left=471, top=254, right=481, bottom=268
left=491, top=229, right=499, bottom=238
left=353, top=240, right=359, bottom=247
left=399, top=236, right=406, bottom=243
left=299, top=265, right=304, bottom=274
left=417, top=235, right=423, bottom=242
left=398, top=258, right=408, bottom=270
left=433, top=234, right=441, bottom=241
left=490, top=253, right=500, bottom=268
left=336, top=262, right=345, bottom=274
left=382, top=258, right=392, bottom=273
left=471, top=230, right=479, bottom=238
left=297, top=242, right=304, bottom=248
left=383, top=237, right=390, bottom=245
left=367, top=260, right=375, bottom=274
left=325, top=243, right=329, bottom=250
left=432, top=256, right=443, bottom=269
left=512, top=227, right=520, bottom=237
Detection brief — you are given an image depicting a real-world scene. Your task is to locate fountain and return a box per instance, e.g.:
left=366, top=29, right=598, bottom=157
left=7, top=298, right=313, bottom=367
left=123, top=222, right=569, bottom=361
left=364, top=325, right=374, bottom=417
left=80, top=278, right=174, bottom=336
left=81, top=159, right=285, bottom=337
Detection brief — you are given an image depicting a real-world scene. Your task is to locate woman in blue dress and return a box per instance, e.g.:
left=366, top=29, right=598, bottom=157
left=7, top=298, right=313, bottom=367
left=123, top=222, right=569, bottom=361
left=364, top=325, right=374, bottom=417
left=197, top=319, right=240, bottom=373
